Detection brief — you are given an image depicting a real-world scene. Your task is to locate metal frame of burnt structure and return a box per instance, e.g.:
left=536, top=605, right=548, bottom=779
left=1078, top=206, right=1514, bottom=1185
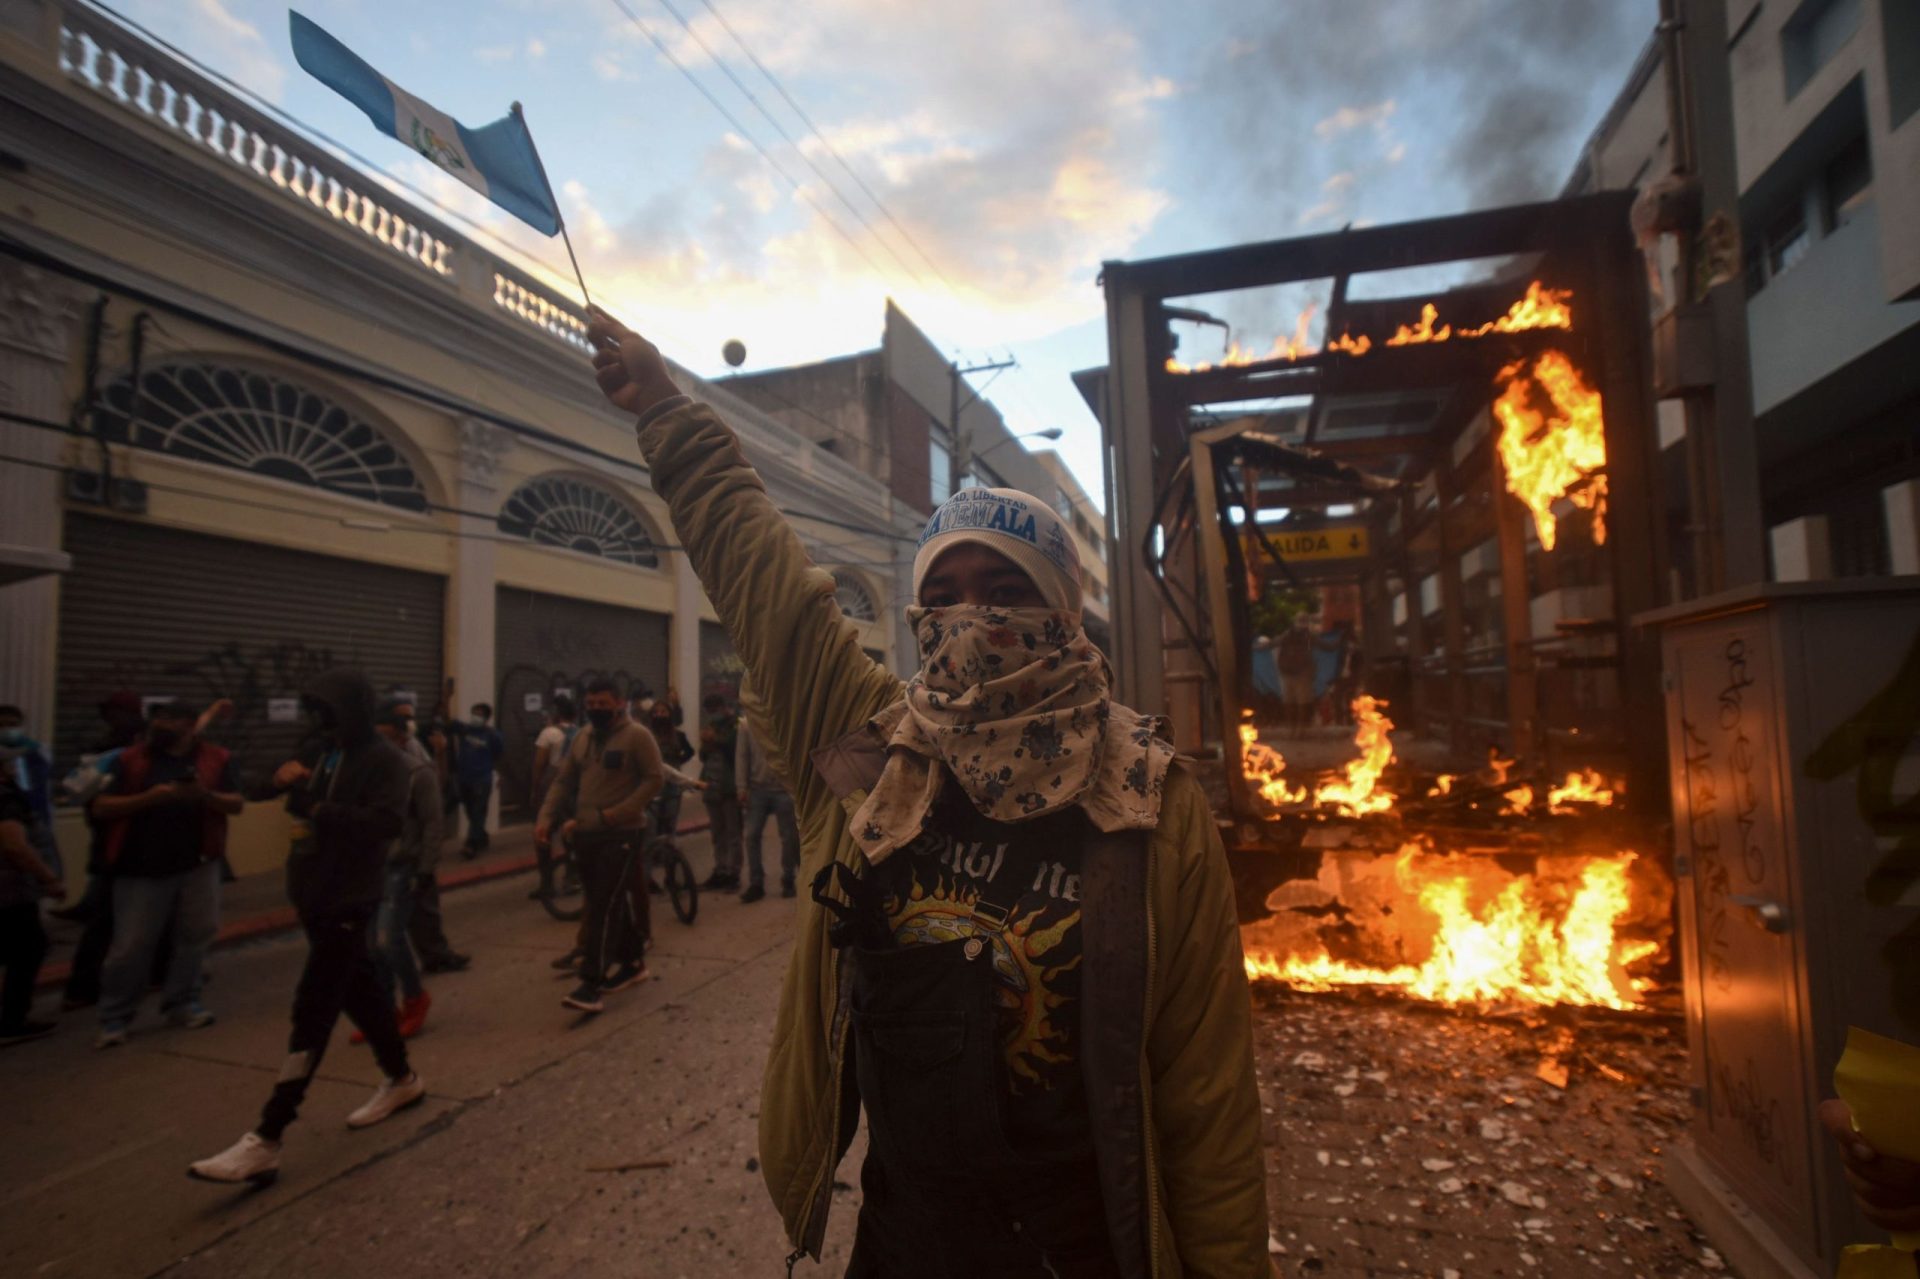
left=1091, top=193, right=1670, bottom=841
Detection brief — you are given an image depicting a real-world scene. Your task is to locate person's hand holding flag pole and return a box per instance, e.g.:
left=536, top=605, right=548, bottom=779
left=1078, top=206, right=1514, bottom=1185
left=288, top=11, right=602, bottom=319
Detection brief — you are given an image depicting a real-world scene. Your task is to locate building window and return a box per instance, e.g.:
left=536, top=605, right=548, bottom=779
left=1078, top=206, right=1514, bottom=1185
left=1766, top=203, right=1813, bottom=277
left=1823, top=132, right=1873, bottom=229
left=1890, top=0, right=1920, bottom=126
left=928, top=426, right=953, bottom=505
left=831, top=570, right=878, bottom=622
left=1782, top=0, right=1863, bottom=98
left=93, top=362, right=428, bottom=510
left=498, top=476, right=659, bottom=566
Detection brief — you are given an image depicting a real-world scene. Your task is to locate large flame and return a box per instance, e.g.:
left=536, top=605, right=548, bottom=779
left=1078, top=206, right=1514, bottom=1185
left=1493, top=350, right=1608, bottom=551
left=1165, top=280, right=1573, bottom=373
left=1244, top=847, right=1660, bottom=1010
left=1311, top=695, right=1396, bottom=816
left=1240, top=718, right=1308, bottom=805
left=1548, top=768, right=1618, bottom=812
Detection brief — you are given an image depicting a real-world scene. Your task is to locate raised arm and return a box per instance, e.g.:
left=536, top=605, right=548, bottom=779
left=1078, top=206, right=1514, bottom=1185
left=587, top=310, right=903, bottom=819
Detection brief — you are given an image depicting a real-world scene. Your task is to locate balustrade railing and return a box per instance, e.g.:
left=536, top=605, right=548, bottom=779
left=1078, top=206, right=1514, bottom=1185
left=51, top=1, right=589, bottom=353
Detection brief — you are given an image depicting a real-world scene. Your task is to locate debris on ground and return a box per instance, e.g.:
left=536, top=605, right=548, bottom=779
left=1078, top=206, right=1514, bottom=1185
left=1255, top=986, right=1729, bottom=1276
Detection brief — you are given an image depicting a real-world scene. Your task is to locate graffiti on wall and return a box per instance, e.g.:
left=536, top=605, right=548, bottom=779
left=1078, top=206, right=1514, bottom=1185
left=58, top=639, right=345, bottom=782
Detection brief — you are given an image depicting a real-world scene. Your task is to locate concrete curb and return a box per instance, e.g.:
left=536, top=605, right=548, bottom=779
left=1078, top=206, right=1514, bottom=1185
left=36, top=817, right=712, bottom=991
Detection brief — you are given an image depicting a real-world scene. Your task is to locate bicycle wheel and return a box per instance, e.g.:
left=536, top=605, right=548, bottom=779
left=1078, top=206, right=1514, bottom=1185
left=538, top=843, right=585, bottom=922
left=654, top=840, right=698, bottom=925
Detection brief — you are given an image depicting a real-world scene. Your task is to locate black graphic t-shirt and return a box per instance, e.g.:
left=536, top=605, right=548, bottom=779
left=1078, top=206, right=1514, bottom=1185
left=879, top=782, right=1091, bottom=1158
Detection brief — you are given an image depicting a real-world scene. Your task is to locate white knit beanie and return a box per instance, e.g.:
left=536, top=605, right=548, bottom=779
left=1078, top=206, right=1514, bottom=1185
left=911, top=487, right=1082, bottom=614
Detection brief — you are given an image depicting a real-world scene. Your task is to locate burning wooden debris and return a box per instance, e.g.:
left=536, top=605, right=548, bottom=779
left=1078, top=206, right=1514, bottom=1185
left=1235, top=699, right=1672, bottom=1012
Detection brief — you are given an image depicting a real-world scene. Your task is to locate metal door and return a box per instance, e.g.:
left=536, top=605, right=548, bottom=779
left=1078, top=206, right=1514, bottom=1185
left=56, top=513, right=444, bottom=790
left=494, top=585, right=669, bottom=814
left=1664, top=611, right=1817, bottom=1253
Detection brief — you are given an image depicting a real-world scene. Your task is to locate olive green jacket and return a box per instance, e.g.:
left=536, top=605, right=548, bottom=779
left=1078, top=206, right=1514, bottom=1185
left=636, top=397, right=1269, bottom=1277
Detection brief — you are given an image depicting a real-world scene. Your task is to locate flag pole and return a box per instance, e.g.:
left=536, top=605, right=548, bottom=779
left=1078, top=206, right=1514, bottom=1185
left=511, top=101, right=595, bottom=316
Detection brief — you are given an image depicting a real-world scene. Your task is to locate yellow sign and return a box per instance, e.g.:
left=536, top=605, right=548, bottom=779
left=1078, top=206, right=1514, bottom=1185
left=1245, top=523, right=1370, bottom=563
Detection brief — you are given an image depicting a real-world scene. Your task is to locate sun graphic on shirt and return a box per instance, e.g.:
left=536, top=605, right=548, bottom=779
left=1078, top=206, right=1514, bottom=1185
left=888, top=878, right=1082, bottom=1090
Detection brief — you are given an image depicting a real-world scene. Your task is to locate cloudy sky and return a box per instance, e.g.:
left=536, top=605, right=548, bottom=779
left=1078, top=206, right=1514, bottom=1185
left=113, top=0, right=1656, bottom=502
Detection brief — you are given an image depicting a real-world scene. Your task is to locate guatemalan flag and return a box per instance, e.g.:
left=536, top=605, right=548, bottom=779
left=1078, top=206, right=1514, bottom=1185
left=289, top=11, right=562, bottom=236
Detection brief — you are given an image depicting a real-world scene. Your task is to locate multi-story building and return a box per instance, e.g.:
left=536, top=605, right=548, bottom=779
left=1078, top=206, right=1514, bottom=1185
left=718, top=301, right=1109, bottom=639
left=0, top=0, right=921, bottom=872
left=1567, top=0, right=1920, bottom=579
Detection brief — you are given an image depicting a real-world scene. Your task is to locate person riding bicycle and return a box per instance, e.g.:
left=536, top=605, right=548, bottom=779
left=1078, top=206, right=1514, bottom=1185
left=534, top=677, right=664, bottom=1014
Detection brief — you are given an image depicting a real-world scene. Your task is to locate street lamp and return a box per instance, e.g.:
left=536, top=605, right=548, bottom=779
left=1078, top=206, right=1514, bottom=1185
left=957, top=427, right=1064, bottom=489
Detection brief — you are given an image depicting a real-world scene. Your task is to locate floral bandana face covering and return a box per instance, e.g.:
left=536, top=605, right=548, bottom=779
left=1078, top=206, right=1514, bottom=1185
left=848, top=605, right=1176, bottom=864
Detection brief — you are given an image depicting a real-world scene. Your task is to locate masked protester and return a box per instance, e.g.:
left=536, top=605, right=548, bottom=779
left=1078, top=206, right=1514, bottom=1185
left=535, top=677, right=665, bottom=1013
left=589, top=312, right=1269, bottom=1278
left=189, top=669, right=423, bottom=1186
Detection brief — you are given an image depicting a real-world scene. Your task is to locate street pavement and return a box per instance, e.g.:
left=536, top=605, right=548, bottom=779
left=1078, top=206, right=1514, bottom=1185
left=0, top=829, right=865, bottom=1278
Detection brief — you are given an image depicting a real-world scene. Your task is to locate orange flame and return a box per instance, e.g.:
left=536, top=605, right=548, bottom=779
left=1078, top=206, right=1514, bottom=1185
left=1493, top=350, right=1608, bottom=551
left=1547, top=768, right=1618, bottom=812
left=1163, top=281, right=1570, bottom=373
left=1243, top=847, right=1659, bottom=1009
left=1240, top=718, right=1308, bottom=805
left=1312, top=695, right=1396, bottom=816
left=1426, top=773, right=1455, bottom=797
left=1502, top=784, right=1535, bottom=815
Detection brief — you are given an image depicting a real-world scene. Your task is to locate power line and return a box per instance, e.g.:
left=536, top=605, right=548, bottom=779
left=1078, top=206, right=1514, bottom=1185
left=603, top=0, right=910, bottom=291
left=693, top=0, right=966, bottom=300
left=648, top=0, right=936, bottom=294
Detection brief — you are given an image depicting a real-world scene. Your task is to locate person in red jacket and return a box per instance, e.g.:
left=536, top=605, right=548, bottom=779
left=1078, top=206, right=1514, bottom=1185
left=87, top=701, right=242, bottom=1048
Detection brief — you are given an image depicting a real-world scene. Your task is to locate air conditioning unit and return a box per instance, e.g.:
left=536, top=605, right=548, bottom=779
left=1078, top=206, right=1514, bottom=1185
left=110, top=478, right=148, bottom=513
left=64, top=468, right=105, bottom=505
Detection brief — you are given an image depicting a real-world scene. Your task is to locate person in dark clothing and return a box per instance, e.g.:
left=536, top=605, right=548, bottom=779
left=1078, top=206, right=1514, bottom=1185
left=189, top=669, right=425, bottom=1187
left=697, top=701, right=743, bottom=890
left=451, top=704, right=503, bottom=858
left=386, top=696, right=470, bottom=975
left=647, top=702, right=695, bottom=837
left=0, top=771, right=64, bottom=1046
left=88, top=702, right=242, bottom=1047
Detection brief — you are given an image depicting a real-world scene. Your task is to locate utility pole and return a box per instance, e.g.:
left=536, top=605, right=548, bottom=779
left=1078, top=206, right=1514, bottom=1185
left=1661, top=0, right=1766, bottom=592
left=948, top=356, right=1016, bottom=491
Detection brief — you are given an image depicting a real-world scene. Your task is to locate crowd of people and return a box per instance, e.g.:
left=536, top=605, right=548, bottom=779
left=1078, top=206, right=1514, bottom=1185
left=0, top=662, right=801, bottom=1180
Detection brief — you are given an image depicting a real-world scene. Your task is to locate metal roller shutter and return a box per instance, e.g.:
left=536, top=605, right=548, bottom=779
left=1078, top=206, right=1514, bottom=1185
left=494, top=585, right=669, bottom=814
left=55, top=513, right=445, bottom=790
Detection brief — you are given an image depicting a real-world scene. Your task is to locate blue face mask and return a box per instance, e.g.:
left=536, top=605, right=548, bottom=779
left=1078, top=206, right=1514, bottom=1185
left=0, top=728, right=26, bottom=747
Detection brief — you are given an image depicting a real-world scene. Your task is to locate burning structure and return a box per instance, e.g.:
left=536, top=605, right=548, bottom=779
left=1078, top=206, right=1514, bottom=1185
left=1087, top=187, right=1920, bottom=1279
left=1080, top=197, right=1671, bottom=1007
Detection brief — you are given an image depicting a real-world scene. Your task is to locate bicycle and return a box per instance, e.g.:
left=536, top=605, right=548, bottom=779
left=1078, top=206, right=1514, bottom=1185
left=534, top=827, right=697, bottom=926
left=644, top=831, right=699, bottom=925
left=533, top=834, right=584, bottom=922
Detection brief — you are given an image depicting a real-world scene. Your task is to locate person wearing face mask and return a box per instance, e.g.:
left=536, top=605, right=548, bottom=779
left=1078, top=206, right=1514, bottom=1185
left=86, top=702, right=242, bottom=1048
left=589, top=312, right=1268, bottom=1279
left=189, top=669, right=423, bottom=1186
left=0, top=705, right=60, bottom=891
left=535, top=677, right=665, bottom=1013
left=450, top=703, right=503, bottom=859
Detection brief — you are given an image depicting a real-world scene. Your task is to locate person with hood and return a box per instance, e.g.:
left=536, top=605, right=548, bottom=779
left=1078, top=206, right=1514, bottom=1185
left=588, top=312, right=1269, bottom=1278
left=188, top=669, right=424, bottom=1187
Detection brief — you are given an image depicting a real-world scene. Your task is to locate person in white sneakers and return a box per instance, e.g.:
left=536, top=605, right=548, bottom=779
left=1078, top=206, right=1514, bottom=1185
left=189, top=669, right=425, bottom=1187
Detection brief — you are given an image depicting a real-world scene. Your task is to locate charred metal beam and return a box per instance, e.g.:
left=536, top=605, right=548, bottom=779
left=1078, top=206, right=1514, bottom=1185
left=1102, top=192, right=1635, bottom=301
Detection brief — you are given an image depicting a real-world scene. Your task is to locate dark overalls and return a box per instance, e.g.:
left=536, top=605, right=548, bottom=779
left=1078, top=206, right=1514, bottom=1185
left=817, top=861, right=1120, bottom=1279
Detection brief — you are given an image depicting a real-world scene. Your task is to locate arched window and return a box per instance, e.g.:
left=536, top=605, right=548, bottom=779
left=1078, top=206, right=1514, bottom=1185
left=832, top=570, right=878, bottom=622
left=93, top=362, right=427, bottom=510
left=498, top=475, right=658, bottom=566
